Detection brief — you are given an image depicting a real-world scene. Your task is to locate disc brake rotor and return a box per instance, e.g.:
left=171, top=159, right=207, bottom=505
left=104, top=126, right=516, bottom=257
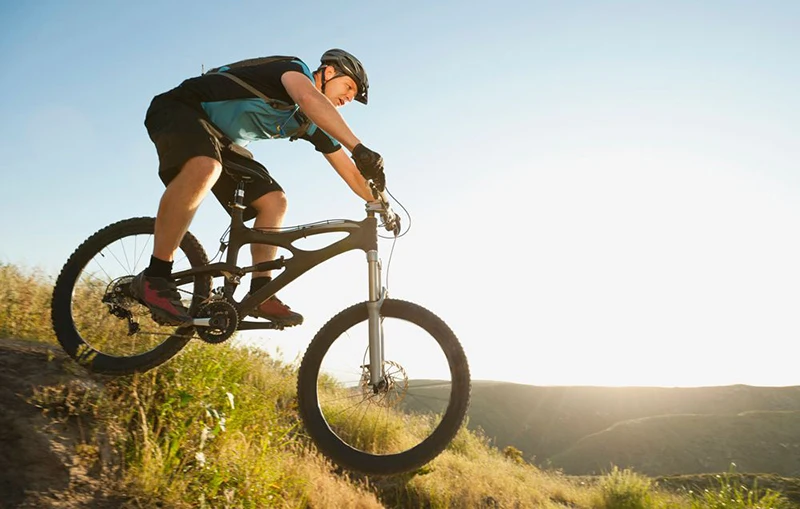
left=360, top=360, right=409, bottom=408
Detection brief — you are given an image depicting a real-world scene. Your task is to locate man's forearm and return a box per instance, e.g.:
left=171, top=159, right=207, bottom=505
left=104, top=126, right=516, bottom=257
left=298, top=93, right=361, bottom=151
left=325, top=151, right=376, bottom=202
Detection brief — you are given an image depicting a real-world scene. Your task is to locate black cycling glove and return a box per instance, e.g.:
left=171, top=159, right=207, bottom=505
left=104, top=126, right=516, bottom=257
left=352, top=143, right=386, bottom=192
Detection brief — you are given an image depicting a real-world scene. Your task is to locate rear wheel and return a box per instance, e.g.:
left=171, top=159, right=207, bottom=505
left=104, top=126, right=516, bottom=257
left=297, top=299, right=471, bottom=475
left=51, top=217, right=211, bottom=374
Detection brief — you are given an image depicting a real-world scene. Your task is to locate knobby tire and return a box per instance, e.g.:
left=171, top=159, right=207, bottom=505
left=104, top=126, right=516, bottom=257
left=51, top=217, right=210, bottom=375
left=297, top=299, right=471, bottom=476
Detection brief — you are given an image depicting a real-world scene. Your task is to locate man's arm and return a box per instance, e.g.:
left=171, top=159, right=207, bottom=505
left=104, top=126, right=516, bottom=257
left=324, top=148, right=376, bottom=203
left=281, top=71, right=361, bottom=152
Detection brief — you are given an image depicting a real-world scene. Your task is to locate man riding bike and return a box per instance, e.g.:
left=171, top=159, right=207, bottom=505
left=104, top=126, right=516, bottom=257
left=132, top=49, right=386, bottom=327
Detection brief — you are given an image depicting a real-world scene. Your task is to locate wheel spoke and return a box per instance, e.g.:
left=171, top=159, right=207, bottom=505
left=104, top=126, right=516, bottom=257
left=303, top=302, right=469, bottom=468
left=52, top=218, right=211, bottom=374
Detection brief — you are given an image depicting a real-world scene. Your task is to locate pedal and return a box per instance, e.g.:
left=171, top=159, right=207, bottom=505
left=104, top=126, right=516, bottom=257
left=237, top=319, right=300, bottom=331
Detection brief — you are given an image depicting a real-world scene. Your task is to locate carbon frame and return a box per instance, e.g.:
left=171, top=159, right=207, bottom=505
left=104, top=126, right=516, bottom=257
left=172, top=185, right=380, bottom=330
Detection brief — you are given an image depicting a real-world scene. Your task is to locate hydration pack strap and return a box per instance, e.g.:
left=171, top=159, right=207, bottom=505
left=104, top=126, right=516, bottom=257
left=215, top=71, right=312, bottom=141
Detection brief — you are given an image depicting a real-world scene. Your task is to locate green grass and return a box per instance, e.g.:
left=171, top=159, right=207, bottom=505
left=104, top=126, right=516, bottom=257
left=3, top=262, right=798, bottom=508
left=686, top=466, right=795, bottom=509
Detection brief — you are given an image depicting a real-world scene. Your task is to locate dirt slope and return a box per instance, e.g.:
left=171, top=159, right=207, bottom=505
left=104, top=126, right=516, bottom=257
left=0, top=338, right=127, bottom=509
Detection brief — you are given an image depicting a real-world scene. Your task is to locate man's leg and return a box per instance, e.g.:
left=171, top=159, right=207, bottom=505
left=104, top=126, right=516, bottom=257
left=247, top=190, right=303, bottom=325
left=154, top=156, right=223, bottom=261
left=131, top=156, right=222, bottom=325
left=249, top=190, right=288, bottom=276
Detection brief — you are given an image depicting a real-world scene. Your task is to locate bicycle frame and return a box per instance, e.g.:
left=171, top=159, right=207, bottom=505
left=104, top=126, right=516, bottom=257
left=172, top=181, right=388, bottom=385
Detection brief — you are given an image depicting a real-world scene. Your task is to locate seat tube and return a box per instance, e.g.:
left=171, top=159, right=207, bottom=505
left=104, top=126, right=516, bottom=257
left=366, top=249, right=384, bottom=385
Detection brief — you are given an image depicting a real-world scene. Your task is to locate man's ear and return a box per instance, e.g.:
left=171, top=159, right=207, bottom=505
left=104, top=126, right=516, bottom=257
left=323, top=65, right=338, bottom=80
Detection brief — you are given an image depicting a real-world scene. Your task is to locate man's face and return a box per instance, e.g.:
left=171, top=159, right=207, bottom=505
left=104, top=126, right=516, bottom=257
left=320, top=66, right=358, bottom=107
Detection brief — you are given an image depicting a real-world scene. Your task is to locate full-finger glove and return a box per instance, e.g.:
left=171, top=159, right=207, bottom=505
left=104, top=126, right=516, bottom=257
left=352, top=143, right=386, bottom=191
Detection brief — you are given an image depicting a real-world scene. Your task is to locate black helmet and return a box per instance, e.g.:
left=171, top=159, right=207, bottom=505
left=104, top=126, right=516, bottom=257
left=320, top=48, right=369, bottom=105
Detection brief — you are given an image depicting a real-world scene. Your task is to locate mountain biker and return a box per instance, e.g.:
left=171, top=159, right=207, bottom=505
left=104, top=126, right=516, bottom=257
left=132, top=49, right=385, bottom=327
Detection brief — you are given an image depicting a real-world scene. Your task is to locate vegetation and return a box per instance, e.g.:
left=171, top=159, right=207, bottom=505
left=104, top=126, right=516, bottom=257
left=2, top=262, right=798, bottom=508
left=404, top=379, right=800, bottom=477
left=552, top=411, right=800, bottom=476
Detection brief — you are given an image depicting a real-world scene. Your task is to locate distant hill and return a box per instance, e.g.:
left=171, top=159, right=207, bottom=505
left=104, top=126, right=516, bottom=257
left=404, top=381, right=800, bottom=476
left=550, top=410, right=800, bottom=476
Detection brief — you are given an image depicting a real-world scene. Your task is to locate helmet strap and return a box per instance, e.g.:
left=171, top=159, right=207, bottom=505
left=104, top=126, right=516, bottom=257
left=320, top=65, right=354, bottom=100
left=320, top=65, right=330, bottom=95
left=319, top=65, right=351, bottom=97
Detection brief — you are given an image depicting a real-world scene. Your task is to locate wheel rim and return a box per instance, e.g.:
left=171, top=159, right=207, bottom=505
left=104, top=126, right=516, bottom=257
left=69, top=230, right=200, bottom=357
left=315, top=315, right=457, bottom=456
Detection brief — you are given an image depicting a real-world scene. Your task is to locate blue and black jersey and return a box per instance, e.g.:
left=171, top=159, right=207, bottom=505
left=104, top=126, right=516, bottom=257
left=161, top=57, right=341, bottom=154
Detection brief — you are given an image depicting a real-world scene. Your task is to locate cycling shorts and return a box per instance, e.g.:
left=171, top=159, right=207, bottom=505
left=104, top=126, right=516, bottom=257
left=144, top=94, right=283, bottom=221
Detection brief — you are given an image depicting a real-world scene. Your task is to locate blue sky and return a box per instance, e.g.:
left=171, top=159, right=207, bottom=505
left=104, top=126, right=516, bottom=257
left=1, top=1, right=799, bottom=387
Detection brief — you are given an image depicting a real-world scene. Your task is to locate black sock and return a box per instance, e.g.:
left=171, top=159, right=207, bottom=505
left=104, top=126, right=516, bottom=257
left=250, top=276, right=271, bottom=294
left=144, top=256, right=173, bottom=278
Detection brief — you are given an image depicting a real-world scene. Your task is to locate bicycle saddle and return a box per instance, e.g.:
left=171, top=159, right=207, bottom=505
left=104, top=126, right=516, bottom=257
left=221, top=145, right=271, bottom=182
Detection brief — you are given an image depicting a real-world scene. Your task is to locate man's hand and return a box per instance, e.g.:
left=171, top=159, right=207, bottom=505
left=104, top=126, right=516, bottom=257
left=351, top=144, right=386, bottom=191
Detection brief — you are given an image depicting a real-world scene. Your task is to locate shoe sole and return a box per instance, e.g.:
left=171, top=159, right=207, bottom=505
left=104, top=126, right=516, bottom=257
left=149, top=309, right=193, bottom=327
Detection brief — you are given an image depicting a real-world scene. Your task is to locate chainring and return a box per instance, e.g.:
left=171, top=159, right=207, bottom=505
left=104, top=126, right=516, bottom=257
left=195, top=300, right=239, bottom=344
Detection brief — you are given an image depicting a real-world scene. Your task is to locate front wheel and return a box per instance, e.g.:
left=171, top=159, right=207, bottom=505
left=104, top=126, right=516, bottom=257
left=297, top=299, right=471, bottom=475
left=51, top=217, right=211, bottom=375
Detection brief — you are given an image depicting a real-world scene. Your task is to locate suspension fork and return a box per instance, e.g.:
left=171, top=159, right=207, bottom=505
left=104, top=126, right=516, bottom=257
left=366, top=249, right=386, bottom=386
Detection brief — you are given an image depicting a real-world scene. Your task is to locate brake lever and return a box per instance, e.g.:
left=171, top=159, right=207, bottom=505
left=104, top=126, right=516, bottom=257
left=368, top=181, right=400, bottom=235
left=381, top=214, right=399, bottom=235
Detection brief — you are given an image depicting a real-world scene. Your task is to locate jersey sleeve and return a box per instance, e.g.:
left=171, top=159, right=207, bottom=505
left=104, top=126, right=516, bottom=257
left=301, top=126, right=342, bottom=154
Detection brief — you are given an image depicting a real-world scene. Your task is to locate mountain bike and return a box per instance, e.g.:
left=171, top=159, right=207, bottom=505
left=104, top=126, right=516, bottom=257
left=50, top=147, right=471, bottom=475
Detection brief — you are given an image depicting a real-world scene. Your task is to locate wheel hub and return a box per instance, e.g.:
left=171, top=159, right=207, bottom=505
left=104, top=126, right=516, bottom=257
left=360, top=360, right=409, bottom=408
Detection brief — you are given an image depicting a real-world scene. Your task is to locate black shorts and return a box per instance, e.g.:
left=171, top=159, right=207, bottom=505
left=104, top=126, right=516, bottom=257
left=144, top=94, right=283, bottom=221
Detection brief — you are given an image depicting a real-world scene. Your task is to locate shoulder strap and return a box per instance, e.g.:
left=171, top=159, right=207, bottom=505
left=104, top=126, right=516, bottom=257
left=214, top=71, right=313, bottom=142
left=215, top=71, right=291, bottom=110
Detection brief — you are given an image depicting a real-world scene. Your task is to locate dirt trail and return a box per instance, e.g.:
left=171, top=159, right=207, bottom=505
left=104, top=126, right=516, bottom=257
left=0, top=339, right=127, bottom=509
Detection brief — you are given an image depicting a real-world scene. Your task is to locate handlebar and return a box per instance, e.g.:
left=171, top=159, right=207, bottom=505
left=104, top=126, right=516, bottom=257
left=367, top=181, right=401, bottom=236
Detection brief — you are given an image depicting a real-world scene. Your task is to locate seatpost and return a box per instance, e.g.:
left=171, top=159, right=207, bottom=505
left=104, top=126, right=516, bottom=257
left=224, top=182, right=248, bottom=270
left=231, top=182, right=246, bottom=210
left=227, top=182, right=247, bottom=228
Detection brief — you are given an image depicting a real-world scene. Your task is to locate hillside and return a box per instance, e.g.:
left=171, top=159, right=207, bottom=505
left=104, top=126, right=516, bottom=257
left=405, top=381, right=800, bottom=476
left=4, top=337, right=800, bottom=508
left=0, top=338, right=126, bottom=508
left=0, top=337, right=597, bottom=508
left=550, top=411, right=800, bottom=476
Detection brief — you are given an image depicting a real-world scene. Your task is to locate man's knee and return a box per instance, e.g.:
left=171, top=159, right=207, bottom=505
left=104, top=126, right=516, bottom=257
left=252, top=191, right=288, bottom=215
left=179, top=156, right=222, bottom=184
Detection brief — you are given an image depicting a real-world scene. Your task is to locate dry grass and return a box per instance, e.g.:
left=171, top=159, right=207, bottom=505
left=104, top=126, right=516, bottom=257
left=0, top=263, right=57, bottom=343
left=398, top=449, right=596, bottom=508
